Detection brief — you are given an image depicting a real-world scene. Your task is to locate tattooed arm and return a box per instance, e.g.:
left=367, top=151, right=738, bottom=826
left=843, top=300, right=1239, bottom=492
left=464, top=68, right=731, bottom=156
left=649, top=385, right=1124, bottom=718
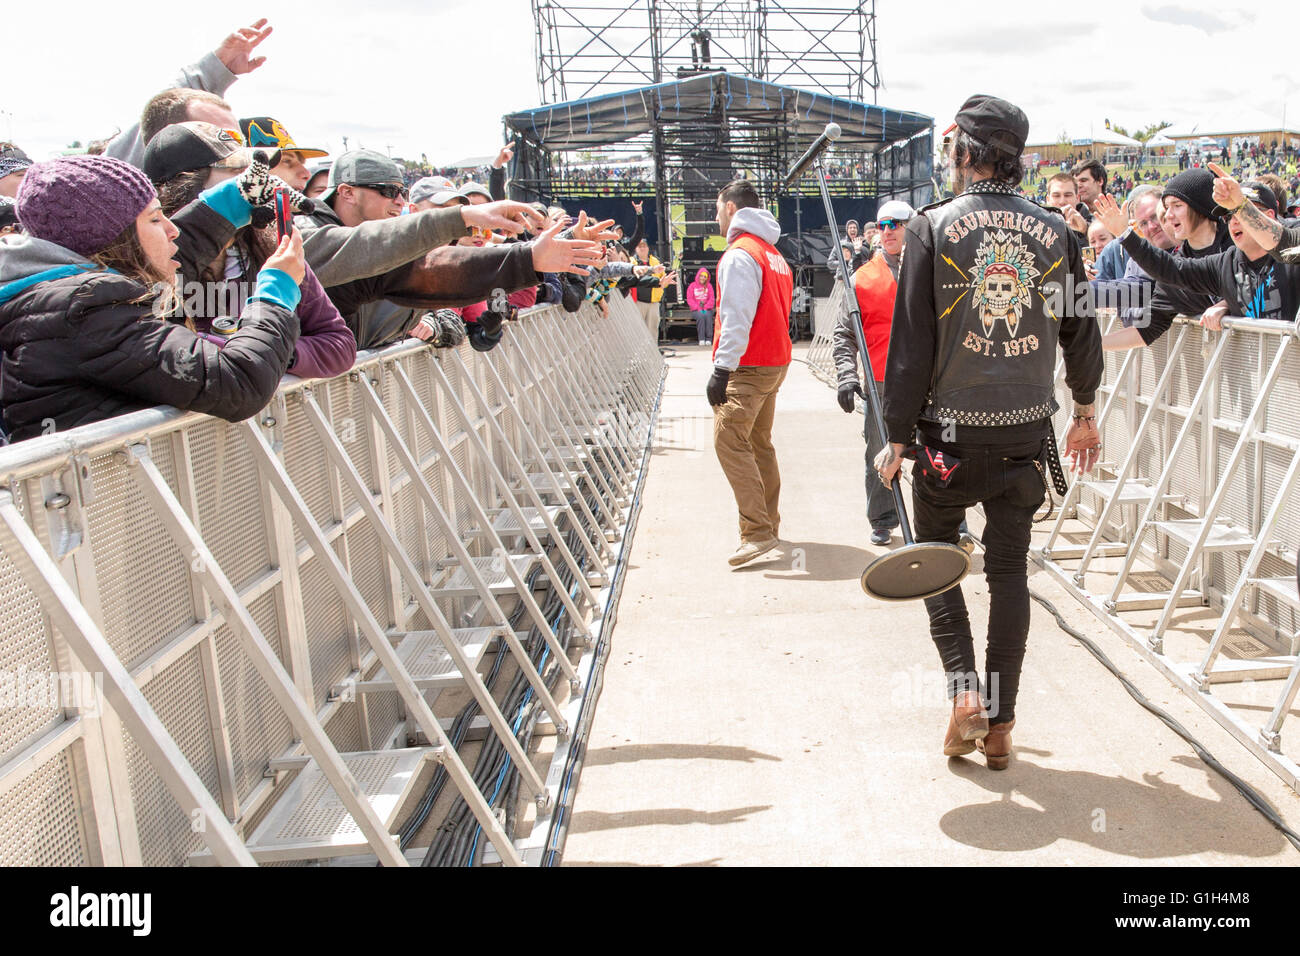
left=1210, top=161, right=1292, bottom=256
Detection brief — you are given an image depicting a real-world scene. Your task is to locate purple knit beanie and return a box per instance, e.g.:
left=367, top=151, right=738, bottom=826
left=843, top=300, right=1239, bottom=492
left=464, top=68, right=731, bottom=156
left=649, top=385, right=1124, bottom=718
left=16, top=155, right=157, bottom=258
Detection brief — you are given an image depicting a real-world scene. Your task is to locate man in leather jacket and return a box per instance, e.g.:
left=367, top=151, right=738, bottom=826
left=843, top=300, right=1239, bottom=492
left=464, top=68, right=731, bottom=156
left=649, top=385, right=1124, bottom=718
left=875, top=95, right=1104, bottom=770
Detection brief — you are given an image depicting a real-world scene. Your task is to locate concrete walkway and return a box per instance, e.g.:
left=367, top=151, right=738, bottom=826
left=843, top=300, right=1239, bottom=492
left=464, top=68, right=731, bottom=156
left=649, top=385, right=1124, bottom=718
left=561, top=342, right=1300, bottom=866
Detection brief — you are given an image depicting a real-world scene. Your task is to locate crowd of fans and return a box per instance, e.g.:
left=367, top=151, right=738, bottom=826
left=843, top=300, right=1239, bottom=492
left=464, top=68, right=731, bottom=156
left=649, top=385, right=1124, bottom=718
left=0, top=19, right=679, bottom=445
left=1, top=18, right=1294, bottom=446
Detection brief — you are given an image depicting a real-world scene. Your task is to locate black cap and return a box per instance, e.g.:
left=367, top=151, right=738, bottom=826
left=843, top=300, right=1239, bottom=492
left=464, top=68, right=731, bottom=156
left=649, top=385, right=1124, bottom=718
left=0, top=196, right=18, bottom=230
left=944, top=94, right=1029, bottom=156
left=1239, top=180, right=1279, bottom=216
left=143, top=121, right=279, bottom=185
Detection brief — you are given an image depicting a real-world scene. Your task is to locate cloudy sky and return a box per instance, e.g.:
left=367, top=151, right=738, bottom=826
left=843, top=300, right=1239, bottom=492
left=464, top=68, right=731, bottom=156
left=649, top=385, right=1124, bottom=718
left=5, top=0, right=1297, bottom=162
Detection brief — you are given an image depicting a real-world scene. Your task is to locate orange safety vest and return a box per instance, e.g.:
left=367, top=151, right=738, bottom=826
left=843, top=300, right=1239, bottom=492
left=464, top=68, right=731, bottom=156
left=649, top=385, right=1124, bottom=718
left=713, top=233, right=793, bottom=367
left=851, top=254, right=897, bottom=382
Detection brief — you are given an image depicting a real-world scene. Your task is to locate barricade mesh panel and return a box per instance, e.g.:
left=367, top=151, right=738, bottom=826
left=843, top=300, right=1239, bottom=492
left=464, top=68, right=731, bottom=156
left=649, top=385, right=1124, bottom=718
left=283, top=397, right=336, bottom=534
left=216, top=589, right=295, bottom=799
left=0, top=751, right=89, bottom=866
left=125, top=646, right=217, bottom=866
left=1273, top=348, right=1300, bottom=443
left=323, top=700, right=363, bottom=754
left=330, top=378, right=375, bottom=492
left=364, top=682, right=403, bottom=748
left=86, top=451, right=195, bottom=671
left=1219, top=336, right=1258, bottom=423
left=190, top=420, right=273, bottom=591
left=392, top=483, right=422, bottom=609
left=347, top=519, right=391, bottom=628
left=0, top=542, right=59, bottom=761
left=301, top=545, right=352, bottom=707
left=381, top=370, right=406, bottom=482
left=1265, top=442, right=1300, bottom=556
left=1216, top=429, right=1254, bottom=533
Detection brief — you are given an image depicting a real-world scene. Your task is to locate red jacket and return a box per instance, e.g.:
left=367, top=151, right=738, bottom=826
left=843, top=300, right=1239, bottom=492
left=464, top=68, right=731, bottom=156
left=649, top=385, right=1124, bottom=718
left=852, top=254, right=897, bottom=381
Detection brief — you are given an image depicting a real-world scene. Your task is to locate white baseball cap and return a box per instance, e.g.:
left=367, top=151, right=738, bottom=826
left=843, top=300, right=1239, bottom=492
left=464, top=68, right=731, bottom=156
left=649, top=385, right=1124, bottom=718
left=877, top=200, right=916, bottom=221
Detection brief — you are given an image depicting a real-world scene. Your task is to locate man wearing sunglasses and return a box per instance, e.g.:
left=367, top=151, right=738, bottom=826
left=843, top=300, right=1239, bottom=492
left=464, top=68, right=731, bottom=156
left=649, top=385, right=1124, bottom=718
left=832, top=200, right=914, bottom=546
left=298, top=149, right=605, bottom=349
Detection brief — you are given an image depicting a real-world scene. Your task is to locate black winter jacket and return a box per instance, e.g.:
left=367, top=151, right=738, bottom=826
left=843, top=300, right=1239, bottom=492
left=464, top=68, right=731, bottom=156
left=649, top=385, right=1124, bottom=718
left=0, top=243, right=299, bottom=442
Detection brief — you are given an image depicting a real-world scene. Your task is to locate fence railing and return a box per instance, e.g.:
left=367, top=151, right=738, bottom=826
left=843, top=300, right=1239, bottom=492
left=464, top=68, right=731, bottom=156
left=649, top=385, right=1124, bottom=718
left=806, top=286, right=1300, bottom=790
left=1035, top=312, right=1300, bottom=791
left=0, top=294, right=664, bottom=866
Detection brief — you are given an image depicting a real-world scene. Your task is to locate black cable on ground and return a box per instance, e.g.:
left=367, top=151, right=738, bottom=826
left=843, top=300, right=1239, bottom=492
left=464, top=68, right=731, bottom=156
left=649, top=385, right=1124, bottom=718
left=1027, top=586, right=1300, bottom=853
left=961, top=518, right=1300, bottom=854
left=422, top=503, right=601, bottom=865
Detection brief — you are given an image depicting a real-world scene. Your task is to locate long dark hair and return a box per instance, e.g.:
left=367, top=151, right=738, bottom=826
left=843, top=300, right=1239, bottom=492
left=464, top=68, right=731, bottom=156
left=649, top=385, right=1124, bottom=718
left=89, top=223, right=180, bottom=318
left=953, top=129, right=1023, bottom=187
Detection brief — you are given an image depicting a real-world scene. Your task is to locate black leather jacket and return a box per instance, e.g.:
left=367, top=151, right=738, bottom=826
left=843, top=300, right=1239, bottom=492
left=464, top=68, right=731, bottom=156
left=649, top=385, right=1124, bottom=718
left=883, top=179, right=1103, bottom=444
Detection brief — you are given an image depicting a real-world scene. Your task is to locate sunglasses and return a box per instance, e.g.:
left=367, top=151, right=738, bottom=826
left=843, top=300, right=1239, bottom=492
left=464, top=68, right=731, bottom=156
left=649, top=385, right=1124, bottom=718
left=878, top=218, right=908, bottom=230
left=354, top=183, right=408, bottom=201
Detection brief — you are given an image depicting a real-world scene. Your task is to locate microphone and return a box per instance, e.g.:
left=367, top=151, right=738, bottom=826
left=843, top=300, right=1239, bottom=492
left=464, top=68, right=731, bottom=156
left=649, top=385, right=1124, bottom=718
left=783, top=122, right=842, bottom=189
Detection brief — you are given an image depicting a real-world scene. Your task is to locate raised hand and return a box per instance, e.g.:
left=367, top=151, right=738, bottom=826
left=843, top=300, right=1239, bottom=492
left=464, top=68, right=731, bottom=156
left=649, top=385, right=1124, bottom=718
left=571, top=211, right=619, bottom=243
left=530, top=219, right=607, bottom=276
left=1093, top=193, right=1129, bottom=239
left=215, top=18, right=273, bottom=76
left=494, top=141, right=515, bottom=171
left=631, top=200, right=643, bottom=215
left=1208, top=162, right=1245, bottom=211
left=463, top=200, right=545, bottom=237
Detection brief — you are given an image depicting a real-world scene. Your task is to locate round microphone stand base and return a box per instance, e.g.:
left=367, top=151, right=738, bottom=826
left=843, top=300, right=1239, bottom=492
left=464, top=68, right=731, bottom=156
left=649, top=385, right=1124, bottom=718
left=860, top=535, right=977, bottom=602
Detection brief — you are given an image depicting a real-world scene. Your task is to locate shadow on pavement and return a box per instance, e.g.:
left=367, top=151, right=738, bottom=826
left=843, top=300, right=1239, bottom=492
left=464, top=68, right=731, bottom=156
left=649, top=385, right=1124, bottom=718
left=939, top=754, right=1287, bottom=858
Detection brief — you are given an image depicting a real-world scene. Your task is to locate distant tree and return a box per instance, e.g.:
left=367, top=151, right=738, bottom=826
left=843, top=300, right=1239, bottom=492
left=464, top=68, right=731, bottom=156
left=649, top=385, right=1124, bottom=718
left=67, top=140, right=82, bottom=149
left=1133, top=122, right=1173, bottom=143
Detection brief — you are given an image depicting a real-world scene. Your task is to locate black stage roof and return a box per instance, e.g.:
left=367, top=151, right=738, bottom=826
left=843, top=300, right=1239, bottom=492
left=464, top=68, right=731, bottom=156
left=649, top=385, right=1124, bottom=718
left=504, top=72, right=931, bottom=152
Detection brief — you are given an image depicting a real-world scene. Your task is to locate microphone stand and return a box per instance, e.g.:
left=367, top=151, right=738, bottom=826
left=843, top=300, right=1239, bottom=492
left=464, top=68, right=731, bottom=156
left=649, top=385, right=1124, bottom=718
left=806, top=155, right=974, bottom=601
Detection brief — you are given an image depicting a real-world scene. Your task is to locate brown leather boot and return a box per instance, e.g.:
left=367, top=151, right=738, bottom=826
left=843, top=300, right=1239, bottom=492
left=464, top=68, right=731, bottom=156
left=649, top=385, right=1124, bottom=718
left=976, top=720, right=1016, bottom=770
left=942, top=690, right=989, bottom=756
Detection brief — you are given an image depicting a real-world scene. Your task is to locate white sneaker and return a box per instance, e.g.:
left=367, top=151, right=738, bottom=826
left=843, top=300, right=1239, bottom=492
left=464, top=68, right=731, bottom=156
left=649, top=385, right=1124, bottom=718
left=728, top=537, right=780, bottom=567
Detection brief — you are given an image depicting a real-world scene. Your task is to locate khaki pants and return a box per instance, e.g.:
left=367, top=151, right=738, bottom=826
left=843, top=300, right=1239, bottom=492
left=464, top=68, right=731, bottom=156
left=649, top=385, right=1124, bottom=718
left=713, top=365, right=788, bottom=542
left=636, top=298, right=661, bottom=341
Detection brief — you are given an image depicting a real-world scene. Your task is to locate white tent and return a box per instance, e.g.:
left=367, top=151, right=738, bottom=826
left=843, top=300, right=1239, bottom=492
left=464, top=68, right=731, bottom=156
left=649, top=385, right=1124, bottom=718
left=1146, top=132, right=1175, bottom=148
left=1025, top=124, right=1143, bottom=149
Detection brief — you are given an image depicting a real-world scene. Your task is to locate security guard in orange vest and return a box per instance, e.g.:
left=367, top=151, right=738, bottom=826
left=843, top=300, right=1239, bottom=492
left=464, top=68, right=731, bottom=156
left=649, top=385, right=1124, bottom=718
left=706, top=179, right=794, bottom=567
left=832, top=199, right=915, bottom=545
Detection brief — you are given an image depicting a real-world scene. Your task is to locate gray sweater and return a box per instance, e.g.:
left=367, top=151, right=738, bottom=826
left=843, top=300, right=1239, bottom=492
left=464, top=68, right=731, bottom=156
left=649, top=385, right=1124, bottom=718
left=105, top=52, right=238, bottom=168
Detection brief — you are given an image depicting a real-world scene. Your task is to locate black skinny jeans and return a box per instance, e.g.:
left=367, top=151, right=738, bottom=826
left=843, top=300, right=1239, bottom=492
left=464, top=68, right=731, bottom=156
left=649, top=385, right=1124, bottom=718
left=910, top=436, right=1047, bottom=725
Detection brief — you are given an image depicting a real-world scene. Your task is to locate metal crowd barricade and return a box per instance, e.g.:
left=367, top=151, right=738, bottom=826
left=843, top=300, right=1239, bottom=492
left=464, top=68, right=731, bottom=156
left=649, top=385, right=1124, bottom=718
left=0, top=294, right=665, bottom=866
left=804, top=279, right=846, bottom=385
left=1037, top=312, right=1300, bottom=792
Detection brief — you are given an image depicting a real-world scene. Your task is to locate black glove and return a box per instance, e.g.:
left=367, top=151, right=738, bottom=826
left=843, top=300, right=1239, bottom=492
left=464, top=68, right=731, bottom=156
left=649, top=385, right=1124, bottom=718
left=468, top=323, right=503, bottom=353
left=477, top=306, right=503, bottom=336
left=706, top=366, right=730, bottom=406
left=837, top=381, right=864, bottom=413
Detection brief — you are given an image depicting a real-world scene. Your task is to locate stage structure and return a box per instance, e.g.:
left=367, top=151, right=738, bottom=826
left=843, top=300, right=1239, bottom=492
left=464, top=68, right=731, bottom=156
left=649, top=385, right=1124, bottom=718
left=532, top=0, right=880, bottom=105
left=517, top=2, right=930, bottom=337
left=503, top=73, right=931, bottom=335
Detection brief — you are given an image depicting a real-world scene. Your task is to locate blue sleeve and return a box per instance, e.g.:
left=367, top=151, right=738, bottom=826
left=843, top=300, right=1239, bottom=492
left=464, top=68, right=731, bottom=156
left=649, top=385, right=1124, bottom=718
left=199, top=178, right=252, bottom=229
left=248, top=268, right=302, bottom=313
